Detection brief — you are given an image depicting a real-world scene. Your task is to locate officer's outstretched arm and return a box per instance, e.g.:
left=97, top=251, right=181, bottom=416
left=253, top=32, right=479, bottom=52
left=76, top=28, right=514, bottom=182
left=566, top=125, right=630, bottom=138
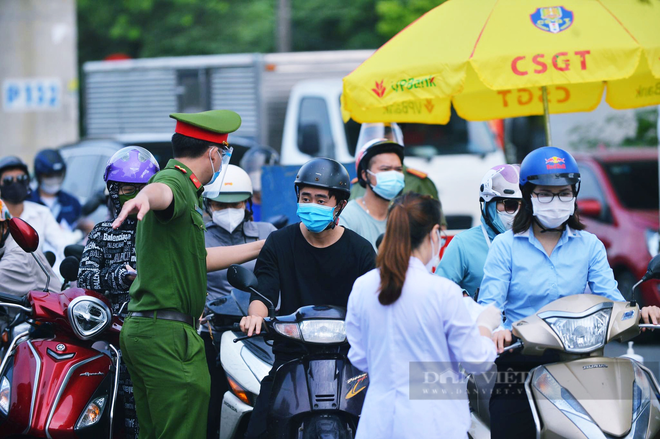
left=112, top=183, right=173, bottom=229
left=206, top=240, right=265, bottom=272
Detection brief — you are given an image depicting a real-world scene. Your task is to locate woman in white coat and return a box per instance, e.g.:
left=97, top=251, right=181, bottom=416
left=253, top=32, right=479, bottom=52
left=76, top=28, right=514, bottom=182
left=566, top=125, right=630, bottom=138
left=345, top=192, right=499, bottom=439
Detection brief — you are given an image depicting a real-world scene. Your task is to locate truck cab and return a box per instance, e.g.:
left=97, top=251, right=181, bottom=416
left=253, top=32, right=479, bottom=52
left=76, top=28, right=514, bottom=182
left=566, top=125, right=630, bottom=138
left=280, top=79, right=507, bottom=229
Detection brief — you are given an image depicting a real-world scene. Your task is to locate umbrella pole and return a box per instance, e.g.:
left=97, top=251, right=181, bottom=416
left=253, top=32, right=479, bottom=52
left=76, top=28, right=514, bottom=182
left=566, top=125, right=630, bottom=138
left=542, top=86, right=553, bottom=146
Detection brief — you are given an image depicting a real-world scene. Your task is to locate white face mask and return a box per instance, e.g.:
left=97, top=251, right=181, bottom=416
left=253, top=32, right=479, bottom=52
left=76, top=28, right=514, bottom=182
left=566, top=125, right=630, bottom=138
left=531, top=197, right=575, bottom=229
left=425, top=229, right=442, bottom=273
left=497, top=210, right=516, bottom=230
left=40, top=176, right=64, bottom=195
left=212, top=208, right=245, bottom=233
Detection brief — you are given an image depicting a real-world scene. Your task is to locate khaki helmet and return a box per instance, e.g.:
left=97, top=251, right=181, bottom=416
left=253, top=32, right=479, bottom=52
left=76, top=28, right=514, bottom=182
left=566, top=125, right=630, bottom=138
left=203, top=164, right=253, bottom=203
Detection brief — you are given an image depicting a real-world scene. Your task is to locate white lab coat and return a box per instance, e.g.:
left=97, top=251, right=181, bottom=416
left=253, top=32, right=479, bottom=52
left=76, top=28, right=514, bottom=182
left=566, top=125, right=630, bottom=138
left=346, top=257, right=496, bottom=439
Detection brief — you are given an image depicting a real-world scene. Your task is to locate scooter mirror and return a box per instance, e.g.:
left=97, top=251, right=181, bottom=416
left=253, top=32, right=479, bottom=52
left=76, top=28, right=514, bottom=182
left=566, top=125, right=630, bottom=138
left=227, top=264, right=259, bottom=292
left=644, top=254, right=660, bottom=280
left=8, top=218, right=39, bottom=253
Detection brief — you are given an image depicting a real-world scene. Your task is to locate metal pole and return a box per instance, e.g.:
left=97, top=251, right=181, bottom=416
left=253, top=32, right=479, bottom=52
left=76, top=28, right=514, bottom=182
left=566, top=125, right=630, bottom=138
left=542, top=86, right=552, bottom=146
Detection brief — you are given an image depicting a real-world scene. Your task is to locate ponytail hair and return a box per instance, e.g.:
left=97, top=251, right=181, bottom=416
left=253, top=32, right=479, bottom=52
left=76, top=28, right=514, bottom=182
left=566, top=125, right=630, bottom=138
left=377, top=192, right=441, bottom=305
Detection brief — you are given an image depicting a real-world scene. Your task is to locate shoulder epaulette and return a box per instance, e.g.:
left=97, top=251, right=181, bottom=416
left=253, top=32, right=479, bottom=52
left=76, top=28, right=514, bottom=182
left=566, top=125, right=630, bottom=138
left=174, top=165, right=188, bottom=174
left=351, top=177, right=359, bottom=184
left=406, top=167, right=428, bottom=179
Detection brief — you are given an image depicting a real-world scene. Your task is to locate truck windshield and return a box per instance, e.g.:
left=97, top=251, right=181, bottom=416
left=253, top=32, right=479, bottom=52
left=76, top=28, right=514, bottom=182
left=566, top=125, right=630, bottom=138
left=603, top=160, right=659, bottom=210
left=343, top=111, right=497, bottom=158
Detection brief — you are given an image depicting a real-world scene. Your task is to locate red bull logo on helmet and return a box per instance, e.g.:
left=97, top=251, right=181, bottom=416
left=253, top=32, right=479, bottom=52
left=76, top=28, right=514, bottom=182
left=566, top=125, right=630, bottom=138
left=545, top=156, right=566, bottom=170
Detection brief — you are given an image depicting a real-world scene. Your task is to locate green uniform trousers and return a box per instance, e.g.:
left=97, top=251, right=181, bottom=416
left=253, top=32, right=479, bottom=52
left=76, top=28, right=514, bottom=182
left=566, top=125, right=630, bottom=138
left=120, top=316, right=210, bottom=439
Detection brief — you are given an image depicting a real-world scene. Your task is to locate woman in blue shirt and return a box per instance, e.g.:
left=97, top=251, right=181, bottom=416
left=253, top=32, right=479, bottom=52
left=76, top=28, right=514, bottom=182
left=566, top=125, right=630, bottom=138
left=478, top=146, right=660, bottom=438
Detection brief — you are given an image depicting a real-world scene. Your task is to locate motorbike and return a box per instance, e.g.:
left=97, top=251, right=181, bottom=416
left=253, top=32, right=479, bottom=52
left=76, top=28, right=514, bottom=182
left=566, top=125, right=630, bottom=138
left=468, top=253, right=660, bottom=439
left=0, top=217, right=122, bottom=439
left=217, top=264, right=367, bottom=439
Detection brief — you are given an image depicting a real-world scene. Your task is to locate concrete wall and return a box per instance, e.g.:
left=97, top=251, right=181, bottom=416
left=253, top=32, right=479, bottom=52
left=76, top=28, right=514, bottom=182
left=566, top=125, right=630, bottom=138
left=0, top=0, right=79, bottom=167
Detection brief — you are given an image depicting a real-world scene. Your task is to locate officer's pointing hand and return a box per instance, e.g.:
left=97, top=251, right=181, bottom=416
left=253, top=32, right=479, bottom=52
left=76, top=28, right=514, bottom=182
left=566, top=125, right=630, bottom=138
left=112, top=194, right=151, bottom=229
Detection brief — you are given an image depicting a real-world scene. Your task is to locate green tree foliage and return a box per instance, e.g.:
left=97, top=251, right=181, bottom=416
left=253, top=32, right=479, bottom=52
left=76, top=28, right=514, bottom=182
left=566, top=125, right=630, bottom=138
left=77, top=0, right=444, bottom=63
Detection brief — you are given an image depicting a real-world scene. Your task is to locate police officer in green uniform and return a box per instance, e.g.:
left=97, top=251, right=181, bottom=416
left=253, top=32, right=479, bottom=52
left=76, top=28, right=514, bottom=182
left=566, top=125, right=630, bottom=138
left=112, top=109, right=265, bottom=439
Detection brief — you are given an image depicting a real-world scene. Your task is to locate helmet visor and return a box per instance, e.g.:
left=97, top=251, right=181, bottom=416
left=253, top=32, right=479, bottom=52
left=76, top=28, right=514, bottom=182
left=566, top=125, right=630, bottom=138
left=355, top=123, right=404, bottom=153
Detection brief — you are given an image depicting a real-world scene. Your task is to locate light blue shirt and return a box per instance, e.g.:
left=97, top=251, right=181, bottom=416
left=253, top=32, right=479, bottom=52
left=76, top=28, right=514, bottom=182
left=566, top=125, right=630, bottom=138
left=478, top=226, right=624, bottom=329
left=435, top=217, right=497, bottom=298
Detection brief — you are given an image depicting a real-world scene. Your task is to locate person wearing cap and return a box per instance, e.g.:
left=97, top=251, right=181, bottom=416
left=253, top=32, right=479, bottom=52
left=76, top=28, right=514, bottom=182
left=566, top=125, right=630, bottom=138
left=111, top=110, right=265, bottom=439
left=28, top=148, right=84, bottom=232
left=239, top=157, right=375, bottom=438
left=0, top=155, right=83, bottom=270
left=0, top=199, right=60, bottom=331
left=340, top=123, right=446, bottom=251
left=199, top=164, right=276, bottom=439
left=436, top=164, right=522, bottom=299
left=476, top=146, right=660, bottom=438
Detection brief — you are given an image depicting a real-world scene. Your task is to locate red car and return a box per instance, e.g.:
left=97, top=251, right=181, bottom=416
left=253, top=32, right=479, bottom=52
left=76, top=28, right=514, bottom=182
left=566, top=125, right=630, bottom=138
left=574, top=148, right=660, bottom=307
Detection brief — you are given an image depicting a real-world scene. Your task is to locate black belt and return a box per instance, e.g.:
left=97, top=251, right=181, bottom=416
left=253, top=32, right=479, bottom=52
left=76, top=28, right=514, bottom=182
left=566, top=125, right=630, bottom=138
left=128, top=310, right=198, bottom=329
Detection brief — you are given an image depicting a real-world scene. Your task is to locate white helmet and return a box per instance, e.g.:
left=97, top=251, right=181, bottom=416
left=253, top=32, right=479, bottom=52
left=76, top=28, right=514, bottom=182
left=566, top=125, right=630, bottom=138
left=479, top=164, right=522, bottom=202
left=203, top=164, right=253, bottom=203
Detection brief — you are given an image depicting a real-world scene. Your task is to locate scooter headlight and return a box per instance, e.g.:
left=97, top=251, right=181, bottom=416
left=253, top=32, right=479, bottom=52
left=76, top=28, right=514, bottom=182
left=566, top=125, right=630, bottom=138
left=533, top=368, right=601, bottom=436
left=632, top=361, right=651, bottom=421
left=542, top=307, right=611, bottom=353
left=67, top=296, right=111, bottom=340
left=273, top=320, right=346, bottom=344
left=0, top=376, right=10, bottom=415
left=299, top=320, right=346, bottom=344
left=75, top=396, right=106, bottom=429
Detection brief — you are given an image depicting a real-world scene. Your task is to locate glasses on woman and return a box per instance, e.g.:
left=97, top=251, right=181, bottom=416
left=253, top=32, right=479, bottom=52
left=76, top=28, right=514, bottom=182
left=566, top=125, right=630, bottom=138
left=499, top=199, right=521, bottom=214
left=118, top=184, right=146, bottom=196
left=532, top=190, right=575, bottom=203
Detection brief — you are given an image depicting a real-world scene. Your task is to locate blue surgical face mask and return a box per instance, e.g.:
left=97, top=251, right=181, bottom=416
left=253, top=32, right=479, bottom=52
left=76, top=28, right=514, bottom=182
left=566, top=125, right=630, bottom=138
left=367, top=170, right=405, bottom=200
left=208, top=149, right=222, bottom=185
left=297, top=203, right=336, bottom=233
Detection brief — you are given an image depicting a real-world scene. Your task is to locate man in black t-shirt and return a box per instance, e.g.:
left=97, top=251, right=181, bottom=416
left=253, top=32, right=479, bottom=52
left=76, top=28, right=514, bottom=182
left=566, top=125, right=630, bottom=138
left=240, top=158, right=376, bottom=439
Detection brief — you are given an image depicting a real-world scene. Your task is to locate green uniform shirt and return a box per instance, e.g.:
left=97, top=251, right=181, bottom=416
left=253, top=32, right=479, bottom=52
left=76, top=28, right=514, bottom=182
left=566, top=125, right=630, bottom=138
left=128, top=159, right=207, bottom=318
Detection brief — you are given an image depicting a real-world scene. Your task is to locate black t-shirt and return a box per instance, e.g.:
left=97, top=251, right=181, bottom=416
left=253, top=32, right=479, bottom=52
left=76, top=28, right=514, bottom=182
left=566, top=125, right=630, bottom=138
left=252, top=223, right=376, bottom=354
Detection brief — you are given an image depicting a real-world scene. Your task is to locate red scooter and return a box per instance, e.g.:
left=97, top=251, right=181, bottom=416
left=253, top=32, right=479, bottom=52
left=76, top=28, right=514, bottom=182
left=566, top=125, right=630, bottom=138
left=0, top=218, right=122, bottom=439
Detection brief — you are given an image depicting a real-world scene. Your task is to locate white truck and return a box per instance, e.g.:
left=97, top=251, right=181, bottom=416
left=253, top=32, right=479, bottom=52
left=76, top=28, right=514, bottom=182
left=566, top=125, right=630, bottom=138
left=82, top=50, right=506, bottom=229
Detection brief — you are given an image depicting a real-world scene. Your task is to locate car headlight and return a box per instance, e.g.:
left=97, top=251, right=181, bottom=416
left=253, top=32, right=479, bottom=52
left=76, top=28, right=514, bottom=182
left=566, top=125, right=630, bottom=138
left=300, top=320, right=346, bottom=343
left=0, top=376, right=10, bottom=415
left=646, top=229, right=659, bottom=257
left=273, top=320, right=346, bottom=344
left=75, top=396, right=106, bottom=429
left=543, top=308, right=611, bottom=353
left=67, top=297, right=111, bottom=340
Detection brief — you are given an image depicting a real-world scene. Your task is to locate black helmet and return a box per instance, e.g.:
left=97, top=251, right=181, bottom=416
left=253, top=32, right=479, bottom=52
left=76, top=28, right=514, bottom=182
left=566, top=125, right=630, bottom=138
left=34, top=149, right=66, bottom=178
left=0, top=156, right=29, bottom=177
left=294, top=158, right=351, bottom=200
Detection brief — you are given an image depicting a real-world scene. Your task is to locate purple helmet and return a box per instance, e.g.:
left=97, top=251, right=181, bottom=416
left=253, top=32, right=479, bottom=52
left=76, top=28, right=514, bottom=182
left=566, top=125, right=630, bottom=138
left=103, top=146, right=160, bottom=184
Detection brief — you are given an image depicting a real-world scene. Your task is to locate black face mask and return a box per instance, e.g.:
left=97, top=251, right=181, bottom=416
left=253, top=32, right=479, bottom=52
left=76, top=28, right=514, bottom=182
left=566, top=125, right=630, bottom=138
left=1, top=181, right=30, bottom=204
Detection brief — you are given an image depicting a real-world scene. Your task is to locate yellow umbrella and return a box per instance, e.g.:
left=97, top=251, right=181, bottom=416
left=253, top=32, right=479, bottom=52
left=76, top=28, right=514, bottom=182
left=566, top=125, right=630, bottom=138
left=341, top=0, right=660, bottom=144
